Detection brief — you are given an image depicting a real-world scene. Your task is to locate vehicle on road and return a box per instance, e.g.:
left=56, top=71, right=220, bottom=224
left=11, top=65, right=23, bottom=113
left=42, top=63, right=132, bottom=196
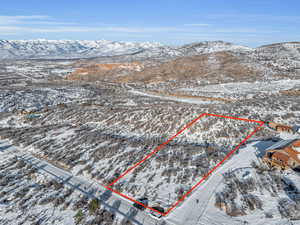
left=149, top=205, right=165, bottom=218
left=133, top=197, right=148, bottom=210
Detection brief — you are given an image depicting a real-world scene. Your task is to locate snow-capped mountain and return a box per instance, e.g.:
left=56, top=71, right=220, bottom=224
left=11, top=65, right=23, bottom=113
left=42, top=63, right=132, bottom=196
left=1, top=39, right=299, bottom=63
left=0, top=39, right=254, bottom=60
left=0, top=39, right=163, bottom=59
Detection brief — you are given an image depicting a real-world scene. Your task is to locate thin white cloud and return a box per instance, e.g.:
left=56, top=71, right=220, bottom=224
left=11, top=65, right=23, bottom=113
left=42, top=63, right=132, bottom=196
left=0, top=25, right=186, bottom=34
left=207, top=13, right=300, bottom=23
left=0, top=15, right=75, bottom=25
left=183, top=23, right=210, bottom=27
left=0, top=25, right=281, bottom=37
left=215, top=28, right=280, bottom=34
left=215, top=28, right=258, bottom=33
left=0, top=15, right=49, bottom=25
left=0, top=15, right=212, bottom=34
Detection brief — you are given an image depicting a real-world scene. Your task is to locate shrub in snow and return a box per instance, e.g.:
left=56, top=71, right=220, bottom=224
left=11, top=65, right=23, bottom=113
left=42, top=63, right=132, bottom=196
left=74, top=209, right=84, bottom=224
left=88, top=198, right=100, bottom=215
left=0, top=191, right=7, bottom=198
left=63, top=200, right=71, bottom=210
left=265, top=211, right=273, bottom=218
left=215, top=192, right=226, bottom=210
left=278, top=198, right=300, bottom=220
left=121, top=218, right=133, bottom=225
left=53, top=196, right=65, bottom=207
left=235, top=177, right=257, bottom=194
left=39, top=196, right=55, bottom=205
left=0, top=179, right=8, bottom=187
left=14, top=190, right=26, bottom=199
left=91, top=208, right=115, bottom=225
left=226, top=200, right=245, bottom=217
left=250, top=160, right=257, bottom=168
left=242, top=194, right=263, bottom=210
left=73, top=196, right=89, bottom=210
left=16, top=160, right=26, bottom=169
left=293, top=194, right=300, bottom=203
left=271, top=172, right=283, bottom=191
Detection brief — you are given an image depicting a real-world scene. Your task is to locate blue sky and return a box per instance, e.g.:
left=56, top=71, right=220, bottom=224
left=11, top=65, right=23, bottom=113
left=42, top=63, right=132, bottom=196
left=0, top=0, right=299, bottom=46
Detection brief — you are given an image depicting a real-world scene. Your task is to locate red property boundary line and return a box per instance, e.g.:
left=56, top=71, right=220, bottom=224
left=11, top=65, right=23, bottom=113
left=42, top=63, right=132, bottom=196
left=103, top=113, right=265, bottom=216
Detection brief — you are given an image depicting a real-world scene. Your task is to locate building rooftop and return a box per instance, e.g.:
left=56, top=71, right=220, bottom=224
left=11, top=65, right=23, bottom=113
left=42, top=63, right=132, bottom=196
left=265, top=139, right=297, bottom=151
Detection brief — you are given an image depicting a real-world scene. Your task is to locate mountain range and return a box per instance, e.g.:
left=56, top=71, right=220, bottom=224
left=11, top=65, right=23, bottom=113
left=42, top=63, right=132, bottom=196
left=0, top=39, right=268, bottom=60
left=2, top=39, right=299, bottom=84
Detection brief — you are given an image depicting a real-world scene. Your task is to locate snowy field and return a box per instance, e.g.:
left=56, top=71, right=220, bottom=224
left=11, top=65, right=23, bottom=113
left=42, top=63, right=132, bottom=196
left=0, top=87, right=94, bottom=113
left=179, top=79, right=300, bottom=95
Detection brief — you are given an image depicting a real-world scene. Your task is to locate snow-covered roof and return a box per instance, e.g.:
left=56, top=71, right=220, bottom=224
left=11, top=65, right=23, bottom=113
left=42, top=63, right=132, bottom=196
left=292, top=125, right=300, bottom=133
left=265, top=139, right=296, bottom=151
left=294, top=147, right=300, bottom=153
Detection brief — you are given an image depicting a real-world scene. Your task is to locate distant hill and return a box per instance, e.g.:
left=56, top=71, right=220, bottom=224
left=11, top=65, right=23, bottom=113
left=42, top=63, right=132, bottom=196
left=1, top=39, right=299, bottom=83
left=67, top=41, right=300, bottom=83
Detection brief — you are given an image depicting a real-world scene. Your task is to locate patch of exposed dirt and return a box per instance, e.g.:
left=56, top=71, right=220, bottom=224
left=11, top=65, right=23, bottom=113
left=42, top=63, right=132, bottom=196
left=280, top=89, right=300, bottom=96
left=117, top=51, right=263, bottom=83
left=67, top=62, right=143, bottom=81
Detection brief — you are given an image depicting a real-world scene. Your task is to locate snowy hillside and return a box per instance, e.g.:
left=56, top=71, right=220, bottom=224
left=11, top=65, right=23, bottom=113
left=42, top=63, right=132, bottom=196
left=177, top=41, right=253, bottom=56
left=253, top=42, right=300, bottom=73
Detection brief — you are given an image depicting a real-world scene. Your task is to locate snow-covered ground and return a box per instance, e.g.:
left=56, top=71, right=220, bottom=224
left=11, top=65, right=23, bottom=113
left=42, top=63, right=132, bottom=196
left=0, top=140, right=160, bottom=225
left=0, top=87, right=94, bottom=113
left=166, top=136, right=300, bottom=225
left=180, top=80, right=300, bottom=95
left=129, top=89, right=220, bottom=105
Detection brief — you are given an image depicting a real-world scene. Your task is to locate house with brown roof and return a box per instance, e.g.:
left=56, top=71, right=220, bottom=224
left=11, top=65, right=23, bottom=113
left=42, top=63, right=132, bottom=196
left=267, top=122, right=294, bottom=133
left=263, top=139, right=300, bottom=171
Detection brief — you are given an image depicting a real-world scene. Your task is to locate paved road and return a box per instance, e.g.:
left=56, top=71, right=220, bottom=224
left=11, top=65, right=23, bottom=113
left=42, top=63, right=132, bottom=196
left=0, top=140, right=161, bottom=225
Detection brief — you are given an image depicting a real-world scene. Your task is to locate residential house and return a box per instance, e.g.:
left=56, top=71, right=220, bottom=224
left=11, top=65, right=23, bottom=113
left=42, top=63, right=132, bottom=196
left=267, top=122, right=294, bottom=133
left=263, top=139, right=300, bottom=171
